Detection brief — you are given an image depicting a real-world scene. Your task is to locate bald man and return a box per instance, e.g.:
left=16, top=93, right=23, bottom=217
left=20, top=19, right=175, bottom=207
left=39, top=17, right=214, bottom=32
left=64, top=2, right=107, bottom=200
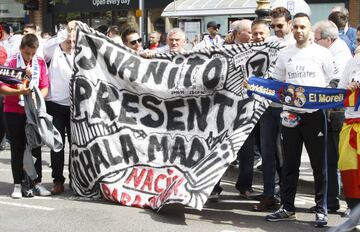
left=265, top=13, right=338, bottom=227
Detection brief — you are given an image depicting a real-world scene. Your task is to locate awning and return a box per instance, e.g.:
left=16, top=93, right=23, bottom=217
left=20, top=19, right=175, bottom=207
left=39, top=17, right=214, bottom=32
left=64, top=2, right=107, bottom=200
left=161, top=0, right=258, bottom=17
left=162, top=0, right=311, bottom=18
left=272, top=0, right=311, bottom=16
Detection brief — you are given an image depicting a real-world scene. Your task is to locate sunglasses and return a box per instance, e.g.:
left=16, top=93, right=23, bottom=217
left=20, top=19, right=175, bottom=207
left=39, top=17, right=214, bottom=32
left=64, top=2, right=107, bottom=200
left=270, top=24, right=284, bottom=29
left=130, top=38, right=142, bottom=45
left=357, top=38, right=360, bottom=43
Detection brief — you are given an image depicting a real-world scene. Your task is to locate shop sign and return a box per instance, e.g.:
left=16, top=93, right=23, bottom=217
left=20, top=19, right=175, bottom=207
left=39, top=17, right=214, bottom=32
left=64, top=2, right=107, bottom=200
left=0, top=0, right=25, bottom=18
left=92, top=0, right=131, bottom=7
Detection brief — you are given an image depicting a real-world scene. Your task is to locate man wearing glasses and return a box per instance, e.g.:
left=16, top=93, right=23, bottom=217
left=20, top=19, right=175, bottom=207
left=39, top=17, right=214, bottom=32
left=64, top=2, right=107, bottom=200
left=253, top=7, right=294, bottom=212
left=267, top=7, right=295, bottom=44
left=121, top=28, right=143, bottom=53
left=312, top=20, right=352, bottom=215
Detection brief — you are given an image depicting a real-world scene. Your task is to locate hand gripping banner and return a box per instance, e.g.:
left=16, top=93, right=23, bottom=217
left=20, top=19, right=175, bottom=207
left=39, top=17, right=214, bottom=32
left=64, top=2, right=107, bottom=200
left=70, top=22, right=285, bottom=210
left=247, top=76, right=360, bottom=110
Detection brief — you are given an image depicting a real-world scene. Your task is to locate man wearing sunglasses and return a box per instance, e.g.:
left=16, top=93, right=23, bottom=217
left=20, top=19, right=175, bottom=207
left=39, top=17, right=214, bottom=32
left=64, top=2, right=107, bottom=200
left=194, top=21, right=224, bottom=50
left=267, top=7, right=295, bottom=44
left=121, top=28, right=143, bottom=53
left=253, top=7, right=294, bottom=213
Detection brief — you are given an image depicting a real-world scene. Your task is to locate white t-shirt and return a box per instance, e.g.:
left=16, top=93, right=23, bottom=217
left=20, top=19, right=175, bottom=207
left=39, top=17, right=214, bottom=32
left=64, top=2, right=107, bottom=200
left=266, top=33, right=295, bottom=108
left=329, top=38, right=352, bottom=78
left=194, top=34, right=224, bottom=50
left=43, top=29, right=73, bottom=106
left=266, top=33, right=296, bottom=46
left=338, top=55, right=360, bottom=119
left=273, top=43, right=338, bottom=113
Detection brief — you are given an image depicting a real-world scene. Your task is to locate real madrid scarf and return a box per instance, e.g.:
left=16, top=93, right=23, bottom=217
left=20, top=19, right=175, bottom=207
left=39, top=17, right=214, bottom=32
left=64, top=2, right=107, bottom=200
left=0, top=66, right=26, bottom=85
left=247, top=76, right=360, bottom=110
left=16, top=52, right=40, bottom=106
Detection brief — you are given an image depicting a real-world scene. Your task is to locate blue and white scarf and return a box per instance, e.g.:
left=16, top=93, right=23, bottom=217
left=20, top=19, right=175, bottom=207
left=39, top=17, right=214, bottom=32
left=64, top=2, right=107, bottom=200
left=16, top=52, right=40, bottom=106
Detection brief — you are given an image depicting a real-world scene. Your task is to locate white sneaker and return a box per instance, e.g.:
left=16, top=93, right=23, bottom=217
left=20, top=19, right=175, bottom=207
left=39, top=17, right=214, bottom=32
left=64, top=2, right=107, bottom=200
left=33, top=183, right=51, bottom=196
left=11, top=184, right=22, bottom=199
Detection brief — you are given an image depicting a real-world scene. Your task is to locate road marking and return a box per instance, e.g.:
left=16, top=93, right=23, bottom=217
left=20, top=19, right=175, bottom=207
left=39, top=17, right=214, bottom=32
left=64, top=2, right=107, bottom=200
left=218, top=199, right=258, bottom=204
left=0, top=201, right=54, bottom=211
left=0, top=195, right=100, bottom=202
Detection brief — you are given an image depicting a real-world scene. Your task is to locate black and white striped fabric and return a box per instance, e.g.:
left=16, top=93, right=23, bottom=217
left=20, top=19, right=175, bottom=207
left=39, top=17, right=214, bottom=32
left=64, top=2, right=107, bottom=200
left=69, top=21, right=285, bottom=210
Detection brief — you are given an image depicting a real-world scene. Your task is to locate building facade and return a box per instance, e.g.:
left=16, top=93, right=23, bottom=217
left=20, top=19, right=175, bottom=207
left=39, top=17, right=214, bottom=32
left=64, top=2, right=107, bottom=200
left=1, top=0, right=172, bottom=40
left=1, top=0, right=359, bottom=38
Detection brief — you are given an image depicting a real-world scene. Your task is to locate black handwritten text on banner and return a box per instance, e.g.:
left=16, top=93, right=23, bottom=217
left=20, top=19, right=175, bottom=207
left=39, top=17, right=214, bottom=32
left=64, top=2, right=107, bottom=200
left=70, top=22, right=285, bottom=210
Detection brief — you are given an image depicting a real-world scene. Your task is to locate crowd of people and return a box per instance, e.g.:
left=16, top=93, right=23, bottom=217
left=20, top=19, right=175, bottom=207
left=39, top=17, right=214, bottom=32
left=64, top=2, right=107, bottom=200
left=0, top=4, right=360, bottom=230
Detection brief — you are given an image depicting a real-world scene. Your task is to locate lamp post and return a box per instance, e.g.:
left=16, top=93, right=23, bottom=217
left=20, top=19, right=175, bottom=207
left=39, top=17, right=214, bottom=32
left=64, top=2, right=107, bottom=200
left=139, top=0, right=144, bottom=38
left=255, top=0, right=271, bottom=20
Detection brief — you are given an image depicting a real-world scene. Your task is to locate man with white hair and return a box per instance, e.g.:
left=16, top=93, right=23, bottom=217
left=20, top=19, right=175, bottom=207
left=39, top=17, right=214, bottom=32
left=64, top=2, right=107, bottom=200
left=148, top=31, right=161, bottom=50
left=159, top=28, right=187, bottom=53
left=142, top=28, right=187, bottom=57
left=228, top=19, right=253, bottom=44
left=312, top=20, right=352, bottom=214
left=313, top=20, right=352, bottom=77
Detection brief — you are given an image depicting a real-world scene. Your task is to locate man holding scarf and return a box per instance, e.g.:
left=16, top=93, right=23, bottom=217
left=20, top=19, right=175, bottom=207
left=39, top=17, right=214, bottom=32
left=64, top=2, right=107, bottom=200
left=265, top=13, right=338, bottom=227
left=2, top=34, right=50, bottom=199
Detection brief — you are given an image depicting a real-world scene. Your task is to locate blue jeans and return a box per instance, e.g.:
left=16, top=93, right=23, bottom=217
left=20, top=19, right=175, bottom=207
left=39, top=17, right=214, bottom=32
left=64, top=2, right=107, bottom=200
left=260, top=107, right=282, bottom=197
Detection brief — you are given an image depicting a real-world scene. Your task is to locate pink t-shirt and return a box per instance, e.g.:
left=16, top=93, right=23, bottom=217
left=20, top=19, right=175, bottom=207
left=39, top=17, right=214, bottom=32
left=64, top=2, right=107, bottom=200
left=2, top=55, right=49, bottom=114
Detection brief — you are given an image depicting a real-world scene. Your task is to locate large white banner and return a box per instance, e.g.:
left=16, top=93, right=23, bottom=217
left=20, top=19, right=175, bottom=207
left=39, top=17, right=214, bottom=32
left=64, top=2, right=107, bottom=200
left=70, top=22, right=284, bottom=210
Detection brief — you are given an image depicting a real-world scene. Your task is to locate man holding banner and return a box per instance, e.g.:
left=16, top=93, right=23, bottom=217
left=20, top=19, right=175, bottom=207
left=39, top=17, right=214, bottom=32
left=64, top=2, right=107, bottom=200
left=253, top=7, right=294, bottom=212
left=265, top=13, right=338, bottom=227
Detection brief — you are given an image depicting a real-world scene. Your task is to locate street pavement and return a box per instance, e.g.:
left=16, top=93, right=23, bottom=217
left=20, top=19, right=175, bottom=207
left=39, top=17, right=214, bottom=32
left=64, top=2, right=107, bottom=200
left=0, top=143, right=351, bottom=232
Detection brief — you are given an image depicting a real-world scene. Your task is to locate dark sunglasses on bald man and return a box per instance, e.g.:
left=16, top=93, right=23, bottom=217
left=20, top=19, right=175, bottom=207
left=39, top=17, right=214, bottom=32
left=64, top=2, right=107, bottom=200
left=130, top=38, right=142, bottom=45
left=270, top=24, right=284, bottom=29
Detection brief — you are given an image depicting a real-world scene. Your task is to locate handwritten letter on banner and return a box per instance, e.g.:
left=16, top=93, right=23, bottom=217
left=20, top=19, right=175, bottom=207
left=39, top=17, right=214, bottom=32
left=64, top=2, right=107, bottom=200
left=70, top=22, right=284, bottom=210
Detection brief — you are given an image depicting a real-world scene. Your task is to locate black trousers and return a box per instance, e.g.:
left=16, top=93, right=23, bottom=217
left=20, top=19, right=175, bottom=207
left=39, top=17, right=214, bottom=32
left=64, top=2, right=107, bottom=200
left=5, top=112, right=42, bottom=184
left=326, top=110, right=344, bottom=209
left=0, top=96, right=6, bottom=141
left=46, top=101, right=71, bottom=184
left=280, top=110, right=327, bottom=214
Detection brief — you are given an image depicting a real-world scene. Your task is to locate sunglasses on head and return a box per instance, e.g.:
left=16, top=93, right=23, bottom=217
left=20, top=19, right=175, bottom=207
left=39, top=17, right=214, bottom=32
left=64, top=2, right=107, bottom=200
left=130, top=38, right=142, bottom=45
left=270, top=24, right=284, bottom=29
